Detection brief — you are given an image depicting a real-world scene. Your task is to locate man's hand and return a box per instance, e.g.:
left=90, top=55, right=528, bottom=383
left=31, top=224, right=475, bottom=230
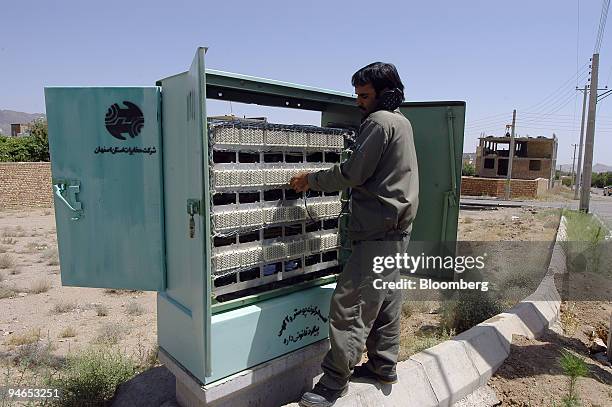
left=290, top=172, right=311, bottom=193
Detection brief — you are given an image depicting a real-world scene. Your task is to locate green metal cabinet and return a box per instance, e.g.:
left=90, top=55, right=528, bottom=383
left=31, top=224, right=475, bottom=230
left=44, top=47, right=465, bottom=384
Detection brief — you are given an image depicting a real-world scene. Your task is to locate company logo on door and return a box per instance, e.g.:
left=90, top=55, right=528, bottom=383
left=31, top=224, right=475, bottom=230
left=94, top=101, right=157, bottom=156
left=105, top=101, right=144, bottom=140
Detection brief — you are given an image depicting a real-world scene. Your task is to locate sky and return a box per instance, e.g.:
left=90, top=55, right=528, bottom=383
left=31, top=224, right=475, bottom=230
left=1, top=0, right=611, bottom=166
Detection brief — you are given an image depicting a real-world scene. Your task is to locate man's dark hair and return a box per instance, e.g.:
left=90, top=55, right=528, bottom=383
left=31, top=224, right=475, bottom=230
left=351, top=62, right=405, bottom=97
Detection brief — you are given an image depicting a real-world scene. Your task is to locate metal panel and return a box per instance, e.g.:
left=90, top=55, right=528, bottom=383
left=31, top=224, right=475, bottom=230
left=44, top=87, right=165, bottom=291
left=206, top=283, right=336, bottom=383
left=157, top=47, right=212, bottom=377
left=400, top=103, right=465, bottom=243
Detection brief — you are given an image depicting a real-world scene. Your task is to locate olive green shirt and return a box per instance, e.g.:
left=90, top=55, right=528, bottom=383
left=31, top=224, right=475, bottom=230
left=308, top=109, right=419, bottom=240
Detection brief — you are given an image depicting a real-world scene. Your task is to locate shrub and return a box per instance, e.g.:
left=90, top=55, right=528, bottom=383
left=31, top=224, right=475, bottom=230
left=95, top=304, right=109, bottom=317
left=440, top=291, right=504, bottom=333
left=0, top=284, right=17, bottom=299
left=93, top=323, right=127, bottom=345
left=14, top=340, right=59, bottom=368
left=59, top=327, right=77, bottom=338
left=46, top=347, right=137, bottom=406
left=558, top=349, right=589, bottom=406
left=29, top=278, right=52, bottom=294
left=43, top=248, right=60, bottom=266
left=52, top=301, right=77, bottom=314
left=5, top=328, right=41, bottom=346
left=0, top=120, right=49, bottom=162
left=2, top=226, right=27, bottom=237
left=462, top=163, right=475, bottom=176
left=0, top=253, right=16, bottom=269
left=125, top=301, right=145, bottom=316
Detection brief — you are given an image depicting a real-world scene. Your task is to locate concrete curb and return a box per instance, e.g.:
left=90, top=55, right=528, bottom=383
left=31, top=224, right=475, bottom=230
left=332, top=215, right=568, bottom=407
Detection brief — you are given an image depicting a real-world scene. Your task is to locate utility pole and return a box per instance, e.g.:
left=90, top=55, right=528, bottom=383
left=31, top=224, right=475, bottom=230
left=504, top=109, right=516, bottom=200
left=574, top=85, right=588, bottom=199
left=570, top=144, right=577, bottom=190
left=580, top=54, right=599, bottom=212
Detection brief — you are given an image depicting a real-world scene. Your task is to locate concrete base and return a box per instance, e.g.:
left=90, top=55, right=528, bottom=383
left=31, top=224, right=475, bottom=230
left=159, top=339, right=329, bottom=407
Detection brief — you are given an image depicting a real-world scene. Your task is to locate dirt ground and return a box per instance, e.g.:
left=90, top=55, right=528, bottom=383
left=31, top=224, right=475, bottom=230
left=489, top=301, right=612, bottom=407
left=397, top=206, right=561, bottom=361
left=0, top=204, right=592, bottom=407
left=0, top=208, right=157, bottom=375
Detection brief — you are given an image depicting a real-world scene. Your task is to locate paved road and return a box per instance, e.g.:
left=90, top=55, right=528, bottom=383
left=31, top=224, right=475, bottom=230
left=460, top=191, right=612, bottom=229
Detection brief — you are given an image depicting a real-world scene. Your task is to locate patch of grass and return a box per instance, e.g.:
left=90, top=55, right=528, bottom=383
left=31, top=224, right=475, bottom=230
left=24, top=241, right=48, bottom=253
left=95, top=304, right=109, bottom=317
left=5, top=328, right=42, bottom=346
left=93, top=323, right=127, bottom=345
left=0, top=284, right=17, bottom=299
left=563, top=210, right=609, bottom=242
left=46, top=346, right=137, bottom=407
left=52, top=301, right=77, bottom=314
left=2, top=226, right=27, bottom=237
left=462, top=217, right=474, bottom=224
left=401, top=299, right=437, bottom=319
left=14, top=340, right=60, bottom=368
left=0, top=237, right=17, bottom=245
left=398, top=328, right=454, bottom=361
left=440, top=291, right=504, bottom=334
left=134, top=342, right=159, bottom=370
left=28, top=278, right=52, bottom=294
left=500, top=270, right=538, bottom=291
left=0, top=253, right=16, bottom=269
left=42, top=248, right=59, bottom=266
left=563, top=210, right=610, bottom=276
left=499, top=286, right=531, bottom=309
left=125, top=301, right=145, bottom=316
left=59, top=327, right=77, bottom=338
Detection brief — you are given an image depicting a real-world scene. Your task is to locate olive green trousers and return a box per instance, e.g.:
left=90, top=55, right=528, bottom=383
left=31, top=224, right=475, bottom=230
left=318, top=233, right=410, bottom=391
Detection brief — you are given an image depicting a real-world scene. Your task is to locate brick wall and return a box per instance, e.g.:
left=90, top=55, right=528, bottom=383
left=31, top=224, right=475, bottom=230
left=475, top=156, right=553, bottom=180
left=0, top=162, right=53, bottom=209
left=461, top=176, right=549, bottom=199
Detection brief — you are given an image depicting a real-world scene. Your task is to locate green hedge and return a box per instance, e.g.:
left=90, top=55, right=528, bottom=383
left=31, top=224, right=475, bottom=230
left=0, top=121, right=49, bottom=162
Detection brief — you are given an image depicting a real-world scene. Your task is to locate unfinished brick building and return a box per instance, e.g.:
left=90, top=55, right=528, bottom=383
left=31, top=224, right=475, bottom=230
left=475, top=134, right=558, bottom=188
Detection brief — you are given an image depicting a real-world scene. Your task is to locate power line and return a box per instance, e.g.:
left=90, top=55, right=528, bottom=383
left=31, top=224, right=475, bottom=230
left=465, top=63, right=589, bottom=126
left=594, top=0, right=610, bottom=53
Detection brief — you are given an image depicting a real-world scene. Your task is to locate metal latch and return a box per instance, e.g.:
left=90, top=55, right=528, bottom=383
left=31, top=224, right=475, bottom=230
left=53, top=179, right=83, bottom=221
left=187, top=199, right=201, bottom=238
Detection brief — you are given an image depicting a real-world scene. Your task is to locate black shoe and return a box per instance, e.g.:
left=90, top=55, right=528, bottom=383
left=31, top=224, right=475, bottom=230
left=351, top=364, right=398, bottom=384
left=299, top=383, right=349, bottom=407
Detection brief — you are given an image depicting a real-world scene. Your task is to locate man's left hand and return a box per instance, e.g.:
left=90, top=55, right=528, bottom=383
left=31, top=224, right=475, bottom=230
left=290, top=172, right=311, bottom=193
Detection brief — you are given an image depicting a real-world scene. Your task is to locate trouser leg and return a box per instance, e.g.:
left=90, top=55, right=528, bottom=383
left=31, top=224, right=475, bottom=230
left=318, top=238, right=405, bottom=390
left=365, top=236, right=410, bottom=377
left=318, top=247, right=364, bottom=391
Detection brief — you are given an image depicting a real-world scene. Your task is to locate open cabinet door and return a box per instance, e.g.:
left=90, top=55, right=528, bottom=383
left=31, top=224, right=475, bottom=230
left=400, top=102, right=465, bottom=279
left=44, top=86, right=165, bottom=291
left=156, top=47, right=212, bottom=377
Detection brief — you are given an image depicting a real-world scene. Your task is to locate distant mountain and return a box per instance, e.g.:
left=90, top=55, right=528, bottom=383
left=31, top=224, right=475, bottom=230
left=558, top=163, right=612, bottom=173
left=0, top=110, right=46, bottom=135
left=592, top=163, right=612, bottom=173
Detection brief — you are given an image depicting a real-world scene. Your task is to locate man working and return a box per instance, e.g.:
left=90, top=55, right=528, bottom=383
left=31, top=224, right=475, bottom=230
left=289, top=62, right=419, bottom=407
